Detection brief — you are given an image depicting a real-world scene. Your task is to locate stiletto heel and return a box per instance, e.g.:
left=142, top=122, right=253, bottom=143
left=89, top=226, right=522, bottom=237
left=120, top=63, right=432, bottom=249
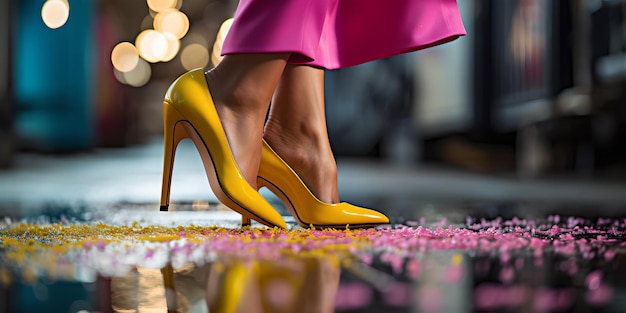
left=257, top=140, right=389, bottom=229
left=159, top=69, right=287, bottom=229
left=160, top=103, right=191, bottom=212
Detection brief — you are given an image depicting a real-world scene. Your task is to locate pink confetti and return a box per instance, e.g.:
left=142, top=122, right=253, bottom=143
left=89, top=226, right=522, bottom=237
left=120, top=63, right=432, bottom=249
left=335, top=283, right=373, bottom=310
left=604, top=249, right=616, bottom=261
left=586, top=284, right=614, bottom=306
left=499, top=265, right=515, bottom=284
left=585, top=270, right=603, bottom=290
left=406, top=259, right=421, bottom=280
left=475, top=283, right=528, bottom=310
left=383, top=282, right=410, bottom=307
left=534, top=287, right=575, bottom=311
left=95, top=241, right=107, bottom=251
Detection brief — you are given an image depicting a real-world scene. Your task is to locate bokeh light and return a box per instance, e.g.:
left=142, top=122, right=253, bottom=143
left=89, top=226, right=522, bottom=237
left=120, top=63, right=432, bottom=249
left=184, top=33, right=209, bottom=48
left=153, top=9, right=189, bottom=39
left=181, top=43, right=209, bottom=71
left=135, top=29, right=168, bottom=63
left=41, top=0, right=70, bottom=29
left=161, top=33, right=180, bottom=62
left=113, top=68, right=127, bottom=85
left=211, top=18, right=233, bottom=66
left=146, top=0, right=177, bottom=13
left=122, top=58, right=152, bottom=87
left=216, top=18, right=234, bottom=44
left=109, top=1, right=190, bottom=86
left=111, top=42, right=140, bottom=72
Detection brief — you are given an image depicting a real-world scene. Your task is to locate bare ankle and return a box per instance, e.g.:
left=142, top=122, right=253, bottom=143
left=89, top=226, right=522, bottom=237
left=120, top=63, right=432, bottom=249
left=264, top=118, right=329, bottom=150
left=263, top=125, right=339, bottom=203
left=205, top=70, right=268, bottom=114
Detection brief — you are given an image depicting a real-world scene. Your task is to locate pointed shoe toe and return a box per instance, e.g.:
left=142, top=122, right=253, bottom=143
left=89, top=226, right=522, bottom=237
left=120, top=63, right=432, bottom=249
left=258, top=140, right=389, bottom=229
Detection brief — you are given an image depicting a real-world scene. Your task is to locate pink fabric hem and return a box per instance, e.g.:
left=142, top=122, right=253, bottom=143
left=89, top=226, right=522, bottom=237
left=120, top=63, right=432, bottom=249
left=221, top=0, right=466, bottom=70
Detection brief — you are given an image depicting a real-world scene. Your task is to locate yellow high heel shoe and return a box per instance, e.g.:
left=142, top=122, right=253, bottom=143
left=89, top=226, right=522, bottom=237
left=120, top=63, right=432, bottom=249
left=160, top=69, right=287, bottom=229
left=257, top=140, right=389, bottom=228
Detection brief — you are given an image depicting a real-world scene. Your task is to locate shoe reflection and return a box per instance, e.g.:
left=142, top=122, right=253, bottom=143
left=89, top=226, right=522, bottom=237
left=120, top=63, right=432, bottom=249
left=207, top=258, right=340, bottom=313
left=109, top=257, right=340, bottom=313
left=110, top=264, right=211, bottom=313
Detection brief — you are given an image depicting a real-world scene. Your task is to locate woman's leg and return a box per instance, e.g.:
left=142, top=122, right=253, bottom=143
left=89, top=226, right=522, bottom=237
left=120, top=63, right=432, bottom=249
left=205, top=53, right=290, bottom=188
left=263, top=65, right=339, bottom=204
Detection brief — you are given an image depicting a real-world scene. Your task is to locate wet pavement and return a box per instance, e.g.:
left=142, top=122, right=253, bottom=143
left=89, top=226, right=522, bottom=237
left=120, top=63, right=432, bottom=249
left=1, top=140, right=626, bottom=313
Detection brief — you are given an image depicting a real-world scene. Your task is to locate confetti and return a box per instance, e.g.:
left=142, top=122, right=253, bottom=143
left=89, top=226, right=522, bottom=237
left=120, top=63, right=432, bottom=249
left=0, top=215, right=624, bottom=292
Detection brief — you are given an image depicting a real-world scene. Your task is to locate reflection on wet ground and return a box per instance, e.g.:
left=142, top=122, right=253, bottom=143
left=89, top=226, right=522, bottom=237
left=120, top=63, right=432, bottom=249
left=1, top=203, right=626, bottom=313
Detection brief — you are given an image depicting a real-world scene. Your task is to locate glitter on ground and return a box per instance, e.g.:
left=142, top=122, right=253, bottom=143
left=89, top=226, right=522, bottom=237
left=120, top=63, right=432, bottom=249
left=1, top=214, right=625, bottom=311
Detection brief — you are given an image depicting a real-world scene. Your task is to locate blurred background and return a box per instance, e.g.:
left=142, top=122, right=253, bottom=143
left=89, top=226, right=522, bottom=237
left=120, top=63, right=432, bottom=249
left=4, top=2, right=626, bottom=312
left=1, top=0, right=626, bottom=211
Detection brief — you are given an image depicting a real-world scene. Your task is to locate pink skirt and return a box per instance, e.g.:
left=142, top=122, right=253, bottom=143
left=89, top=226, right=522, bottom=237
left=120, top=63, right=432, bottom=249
left=221, top=0, right=466, bottom=69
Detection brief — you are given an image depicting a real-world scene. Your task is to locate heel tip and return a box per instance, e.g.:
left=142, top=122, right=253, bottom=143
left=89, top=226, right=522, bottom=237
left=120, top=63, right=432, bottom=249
left=160, top=205, right=169, bottom=212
